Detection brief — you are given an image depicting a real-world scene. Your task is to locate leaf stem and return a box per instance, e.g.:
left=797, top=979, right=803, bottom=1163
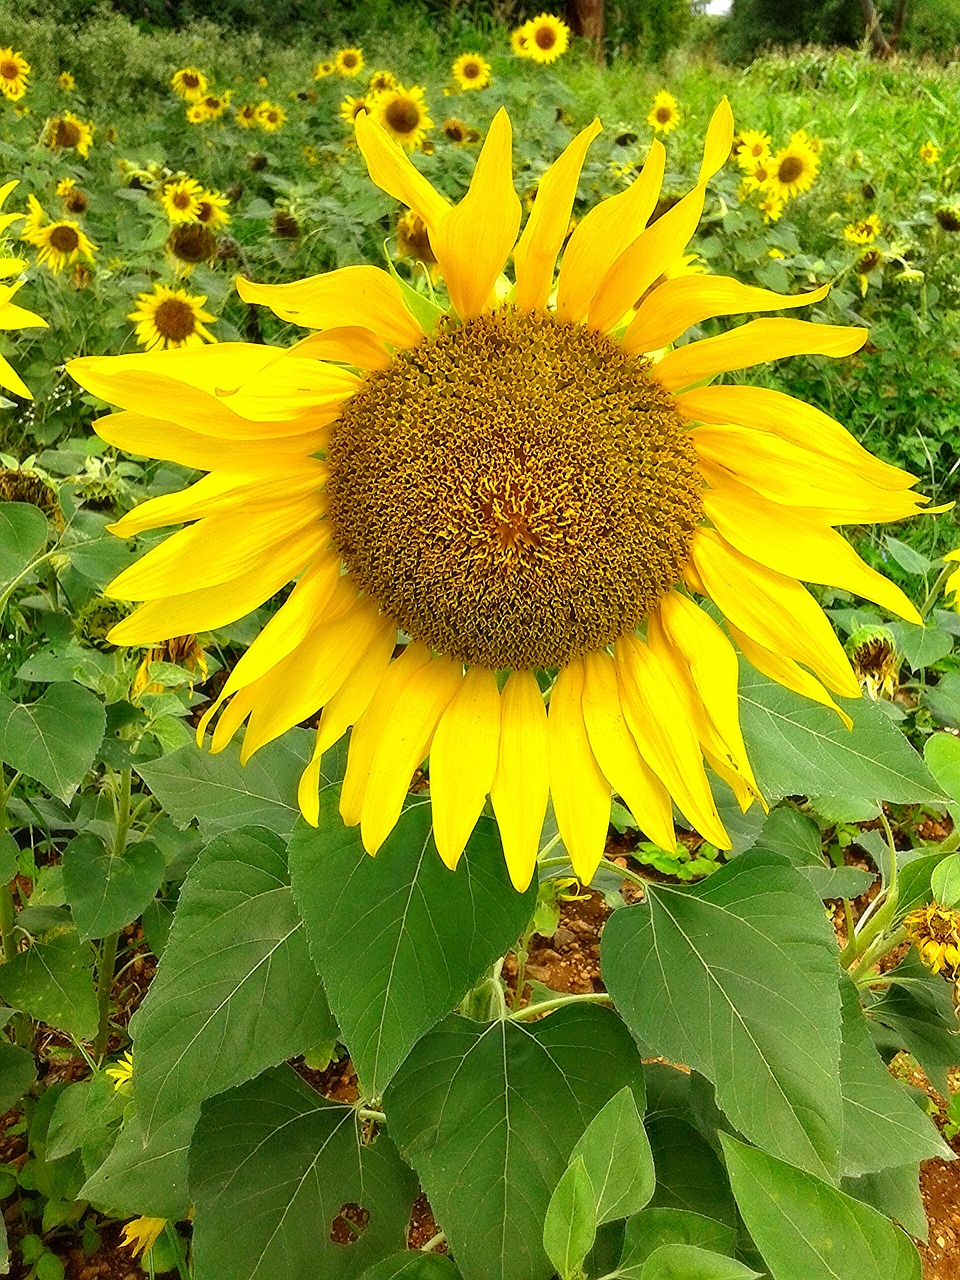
left=510, top=991, right=611, bottom=1021
left=356, top=1108, right=386, bottom=1123
left=421, top=1232, right=446, bottom=1253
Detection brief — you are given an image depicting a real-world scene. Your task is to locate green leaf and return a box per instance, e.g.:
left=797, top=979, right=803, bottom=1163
left=46, top=1073, right=124, bottom=1171
left=80, top=1103, right=196, bottom=1220
left=135, top=730, right=312, bottom=835
left=644, top=1118, right=737, bottom=1227
left=842, top=1164, right=926, bottom=1242
left=0, top=1037, right=36, bottom=1111
left=385, top=1006, right=647, bottom=1280
left=62, top=834, right=166, bottom=943
left=922, top=674, right=960, bottom=728
left=924, top=731, right=960, bottom=803
left=931, top=852, right=960, bottom=907
left=568, top=1086, right=654, bottom=1226
left=288, top=789, right=536, bottom=1096
left=131, top=827, right=335, bottom=1138
left=866, top=952, right=959, bottom=1096
left=633, top=1244, right=758, bottom=1280
left=721, top=1133, right=922, bottom=1280
left=738, top=667, right=945, bottom=808
left=601, top=851, right=843, bottom=1181
left=884, top=537, right=932, bottom=576
left=895, top=850, right=955, bottom=917
left=0, top=683, right=105, bottom=802
left=543, top=1156, right=597, bottom=1280
left=361, top=1258, right=461, bottom=1280
left=0, top=500, right=48, bottom=594
left=0, top=928, right=97, bottom=1040
left=838, top=977, right=949, bottom=1177
left=618, top=1209, right=736, bottom=1275
left=887, top=621, right=952, bottom=672
left=190, top=1066, right=416, bottom=1280
left=750, top=806, right=876, bottom=899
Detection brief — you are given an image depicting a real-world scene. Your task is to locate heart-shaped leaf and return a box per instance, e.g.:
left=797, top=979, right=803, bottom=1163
left=0, top=682, right=105, bottom=801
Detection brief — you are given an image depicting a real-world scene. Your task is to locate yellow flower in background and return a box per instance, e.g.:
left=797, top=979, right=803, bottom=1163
left=105, top=1050, right=134, bottom=1089
left=647, top=91, right=681, bottom=134
left=368, top=69, right=396, bottom=94
left=443, top=117, right=480, bottom=145
left=521, top=13, right=570, bottom=64
left=740, top=157, right=771, bottom=194
left=920, top=140, right=939, bottom=163
left=236, top=102, right=258, bottom=128
left=767, top=137, right=819, bottom=200
left=791, top=128, right=821, bottom=155
left=21, top=198, right=97, bottom=274
left=335, top=47, right=364, bottom=77
left=768, top=247, right=786, bottom=259
left=58, top=71, right=75, bottom=92
left=171, top=67, right=207, bottom=101
left=314, top=60, right=335, bottom=80
left=257, top=75, right=268, bottom=87
left=510, top=26, right=530, bottom=56
left=854, top=246, right=882, bottom=295
left=160, top=176, right=204, bottom=224
left=43, top=112, right=94, bottom=159
left=944, top=549, right=960, bottom=607
left=736, top=128, right=771, bottom=169
left=133, top=634, right=208, bottom=699
left=56, top=178, right=88, bottom=215
left=452, top=53, right=492, bottom=91
left=758, top=191, right=785, bottom=222
left=395, top=209, right=439, bottom=277
left=0, top=49, right=29, bottom=100
left=128, top=283, right=217, bottom=351
left=197, top=91, right=230, bottom=120
left=340, top=95, right=370, bottom=127
left=120, top=1218, right=167, bottom=1258
left=370, top=84, right=432, bottom=151
left=69, top=101, right=933, bottom=892
left=905, top=903, right=960, bottom=977
left=843, top=213, right=881, bottom=245
left=256, top=101, right=286, bottom=131
left=0, top=180, right=46, bottom=400
left=185, top=103, right=208, bottom=125
left=196, top=188, right=230, bottom=229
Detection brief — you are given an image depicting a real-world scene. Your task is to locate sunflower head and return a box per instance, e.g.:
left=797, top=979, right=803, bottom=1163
left=935, top=204, right=960, bottom=233
left=255, top=101, right=286, bottom=131
left=236, top=102, right=259, bottom=128
left=0, top=468, right=60, bottom=524
left=0, top=48, right=29, bottom=100
left=314, top=60, right=336, bottom=80
left=452, top=53, right=492, bottom=91
left=757, top=191, right=784, bottom=223
left=120, top=1218, right=166, bottom=1260
left=44, top=112, right=95, bottom=158
left=272, top=207, right=301, bottom=239
left=736, top=128, right=771, bottom=168
left=75, top=596, right=130, bottom=650
left=58, top=70, right=75, bottom=92
left=166, top=223, right=217, bottom=267
left=368, top=69, right=396, bottom=94
left=767, top=139, right=819, bottom=200
left=847, top=625, right=899, bottom=700
left=335, top=47, right=364, bottom=77
left=510, top=25, right=530, bottom=55
left=160, top=177, right=203, bottom=224
left=904, top=903, right=960, bottom=978
left=647, top=91, right=681, bottom=134
left=843, top=214, right=881, bottom=245
left=522, top=13, right=570, bottom=64
left=371, top=84, right=432, bottom=151
left=171, top=67, right=207, bottom=101
left=23, top=216, right=97, bottom=274
left=133, top=634, right=208, bottom=700
left=920, top=140, right=940, bottom=164
left=196, top=189, right=231, bottom=228
left=127, top=283, right=217, bottom=351
left=340, top=95, right=369, bottom=127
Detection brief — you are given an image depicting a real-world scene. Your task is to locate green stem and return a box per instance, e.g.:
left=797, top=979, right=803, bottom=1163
left=0, top=883, right=15, bottom=965
left=421, top=1232, right=446, bottom=1253
left=163, top=1221, right=191, bottom=1280
left=920, top=562, right=954, bottom=621
left=94, top=931, right=119, bottom=1061
left=357, top=1108, right=387, bottom=1123
left=510, top=991, right=611, bottom=1021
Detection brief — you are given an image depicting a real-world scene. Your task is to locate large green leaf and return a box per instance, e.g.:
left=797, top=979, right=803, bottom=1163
left=131, top=827, right=335, bottom=1137
left=842, top=1164, right=927, bottom=1242
left=190, top=1066, right=416, bottom=1280
left=749, top=805, right=876, bottom=899
left=738, top=667, right=945, bottom=807
left=644, top=1119, right=737, bottom=1227
left=0, top=682, right=105, bottom=802
left=0, top=500, right=48, bottom=595
left=628, top=1245, right=758, bottom=1280
left=361, top=1258, right=461, bottom=1280
left=0, top=928, right=97, bottom=1040
left=601, top=851, right=843, bottom=1181
left=618, top=1209, right=736, bottom=1275
left=62, top=833, right=166, bottom=943
left=135, top=730, right=312, bottom=835
left=924, top=731, right=960, bottom=803
left=288, top=788, right=536, bottom=1097
left=0, top=1038, right=36, bottom=1111
left=385, top=1006, right=647, bottom=1280
left=837, top=977, right=949, bottom=1177
left=80, top=1103, right=196, bottom=1220
left=866, top=953, right=959, bottom=1096
left=568, top=1086, right=655, bottom=1226
left=721, top=1134, right=922, bottom=1280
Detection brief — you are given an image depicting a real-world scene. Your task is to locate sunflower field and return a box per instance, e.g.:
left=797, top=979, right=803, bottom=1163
left=0, top=4, right=960, bottom=1278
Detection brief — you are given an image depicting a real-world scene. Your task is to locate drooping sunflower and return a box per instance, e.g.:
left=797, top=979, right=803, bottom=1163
left=0, top=181, right=46, bottom=399
left=452, top=53, right=492, bottom=91
left=368, top=69, right=396, bottom=94
left=235, top=103, right=259, bottom=128
left=314, top=60, right=336, bottom=80
left=128, top=283, right=217, bottom=352
left=843, top=213, right=881, bottom=245
left=43, top=112, right=95, bottom=159
left=69, top=103, right=933, bottom=891
left=904, top=903, right=960, bottom=979
left=171, top=67, right=207, bottom=102
left=647, top=91, right=681, bottom=135
left=395, top=209, right=439, bottom=277
left=160, top=177, right=204, bottom=224
left=767, top=137, right=819, bottom=200
left=522, top=14, right=570, bottom=64
left=335, top=48, right=364, bottom=77
left=920, top=140, right=939, bottom=164
left=371, top=84, right=432, bottom=151
left=166, top=222, right=217, bottom=268
left=58, top=71, right=75, bottom=92
left=21, top=197, right=97, bottom=275
left=256, top=101, right=286, bottom=131
left=339, top=95, right=370, bottom=127
left=0, top=49, right=29, bottom=100
left=735, top=128, right=771, bottom=168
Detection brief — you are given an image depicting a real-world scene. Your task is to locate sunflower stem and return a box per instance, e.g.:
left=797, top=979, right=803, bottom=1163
left=510, top=991, right=611, bottom=1021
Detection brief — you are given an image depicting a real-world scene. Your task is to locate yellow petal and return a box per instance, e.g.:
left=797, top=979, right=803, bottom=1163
left=237, top=267, right=423, bottom=349
left=431, top=109, right=521, bottom=321
left=355, top=111, right=451, bottom=234
left=728, top=622, right=853, bottom=730
left=624, top=276, right=831, bottom=355
left=360, top=654, right=463, bottom=855
left=614, top=634, right=730, bottom=849
left=490, top=669, right=549, bottom=892
left=555, top=139, right=666, bottom=324
left=430, top=666, right=502, bottom=870
left=288, top=327, right=392, bottom=370
left=212, top=357, right=361, bottom=423
left=674, top=385, right=915, bottom=492
left=655, top=318, right=867, bottom=392
left=0, top=349, right=31, bottom=400
left=699, top=97, right=735, bottom=183
left=689, top=528, right=860, bottom=699
left=514, top=119, right=602, bottom=313
left=581, top=650, right=675, bottom=851
left=546, top=661, right=612, bottom=884
left=701, top=468, right=923, bottom=623
left=94, top=411, right=328, bottom=471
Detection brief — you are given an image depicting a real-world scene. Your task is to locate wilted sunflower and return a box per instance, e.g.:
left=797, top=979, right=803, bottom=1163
left=0, top=49, right=29, bottom=100
left=128, top=284, right=217, bottom=352
left=919, top=140, right=939, bottom=164
left=58, top=71, right=75, bottom=92
left=767, top=137, right=818, bottom=200
left=0, top=181, right=46, bottom=398
left=452, top=53, right=491, bottom=91
left=160, top=177, right=203, bottom=224
left=335, top=48, right=364, bottom=77
left=372, top=84, right=432, bottom=150
left=44, top=112, right=94, bottom=159
left=171, top=67, right=207, bottom=101
left=521, top=14, right=570, bottom=64
left=854, top=246, right=883, bottom=296
left=843, top=214, right=880, bottom=245
left=256, top=101, right=286, bottom=131
left=56, top=177, right=88, bottom=215
left=21, top=197, right=97, bottom=275
left=904, top=903, right=960, bottom=979
left=339, top=95, right=369, bottom=127
left=368, top=69, right=396, bottom=94
left=395, top=209, right=439, bottom=276
left=167, top=222, right=217, bottom=267
left=935, top=205, right=960, bottom=233
left=69, top=102, right=933, bottom=891
left=443, top=117, right=479, bottom=145
left=647, top=91, right=681, bottom=135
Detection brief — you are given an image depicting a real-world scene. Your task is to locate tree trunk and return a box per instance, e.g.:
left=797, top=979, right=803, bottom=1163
left=566, top=0, right=605, bottom=63
left=859, top=0, right=910, bottom=57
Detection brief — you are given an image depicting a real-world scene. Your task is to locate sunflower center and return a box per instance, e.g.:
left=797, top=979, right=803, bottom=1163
left=343, top=53, right=358, bottom=68
left=153, top=298, right=197, bottom=342
left=182, top=72, right=199, bottom=87
left=55, top=119, right=81, bottom=148
left=463, top=62, right=480, bottom=77
left=384, top=97, right=421, bottom=134
left=656, top=106, right=672, bottom=123
left=778, top=155, right=804, bottom=184
left=168, top=224, right=216, bottom=262
left=49, top=224, right=79, bottom=253
left=0, top=61, right=18, bottom=80
left=328, top=310, right=703, bottom=670
left=535, top=25, right=557, bottom=49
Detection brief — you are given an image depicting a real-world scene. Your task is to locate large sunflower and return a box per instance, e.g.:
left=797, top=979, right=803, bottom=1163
left=21, top=198, right=97, bottom=275
left=521, top=14, right=570, bottom=64
left=69, top=103, right=931, bottom=891
left=0, top=181, right=46, bottom=399
left=0, top=49, right=29, bottom=100
left=43, top=112, right=95, bottom=159
left=371, top=84, right=432, bottom=151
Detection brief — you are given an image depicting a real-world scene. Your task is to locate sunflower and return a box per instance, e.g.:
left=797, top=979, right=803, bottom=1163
left=647, top=91, right=681, bottom=135
left=43, top=112, right=94, bottom=159
left=199, top=92, right=230, bottom=120
left=160, top=177, right=204, bottom=224
left=935, top=205, right=960, bottom=232
left=255, top=101, right=286, bottom=131
left=340, top=95, right=369, bottom=127
left=185, top=103, right=208, bottom=125
left=0, top=181, right=46, bottom=399
left=314, top=60, right=335, bottom=80
left=128, top=283, right=217, bottom=352
left=767, top=137, right=819, bottom=200
left=196, top=188, right=230, bottom=229
left=736, top=128, right=771, bottom=169
left=171, top=67, right=207, bottom=101
left=843, top=213, right=881, bottom=245
left=368, top=69, right=396, bottom=94
left=0, top=49, right=29, bottom=100
left=235, top=103, right=259, bottom=128
left=452, top=53, right=492, bottom=91
left=396, top=209, right=439, bottom=277
left=166, top=222, right=217, bottom=267
left=920, top=140, right=939, bottom=164
left=757, top=191, right=784, bottom=223
left=739, top=157, right=772, bottom=195
left=510, top=26, right=530, bottom=56
left=904, top=903, right=960, bottom=979
left=335, top=48, right=364, bottom=77
left=522, top=14, right=570, bottom=63
left=58, top=71, right=75, bottom=92
left=68, top=102, right=932, bottom=891
left=945, top=549, right=960, bottom=606
left=369, top=85, right=432, bottom=151
left=443, top=117, right=479, bottom=145
left=22, top=209, right=97, bottom=275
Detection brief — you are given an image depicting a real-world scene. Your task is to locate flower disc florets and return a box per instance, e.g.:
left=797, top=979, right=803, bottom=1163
left=328, top=309, right=703, bottom=669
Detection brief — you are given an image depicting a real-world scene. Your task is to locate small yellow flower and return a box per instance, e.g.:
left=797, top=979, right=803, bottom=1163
left=736, top=128, right=771, bottom=169
left=904, top=902, right=960, bottom=978
left=367, top=69, right=396, bottom=94
left=58, top=71, right=75, bottom=92
left=767, top=247, right=786, bottom=259
left=43, top=112, right=95, bottom=159
left=120, top=1217, right=167, bottom=1258
left=843, top=213, right=881, bottom=245
left=257, top=75, right=268, bottom=87
left=647, top=91, right=681, bottom=135
left=185, top=102, right=208, bottom=125
left=171, top=67, right=207, bottom=102
left=740, top=158, right=771, bottom=194
left=510, top=26, right=530, bottom=56
left=452, top=53, right=491, bottom=91
left=314, top=60, right=335, bottom=80
left=944, top=549, right=960, bottom=608
left=105, top=1050, right=134, bottom=1089
left=256, top=100, right=286, bottom=131
left=920, top=140, right=939, bottom=164
left=128, top=283, right=217, bottom=352
left=160, top=177, right=204, bottom=224
left=758, top=191, right=785, bottom=223
left=521, top=13, right=570, bottom=64
left=335, top=47, right=364, bottom=77
left=235, top=102, right=258, bottom=128
left=372, top=84, right=432, bottom=151
left=0, top=48, right=29, bottom=100
left=339, top=95, right=369, bottom=127
left=196, top=188, right=230, bottom=229
left=197, top=91, right=230, bottom=120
